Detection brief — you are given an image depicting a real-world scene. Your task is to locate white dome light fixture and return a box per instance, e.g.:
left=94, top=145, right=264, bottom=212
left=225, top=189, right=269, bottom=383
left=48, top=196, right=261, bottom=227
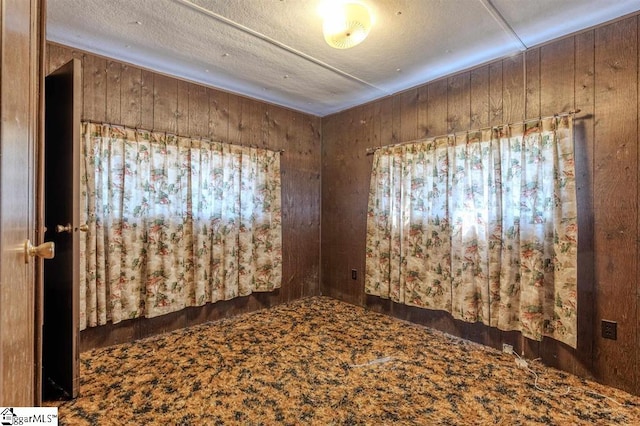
left=320, top=1, right=373, bottom=49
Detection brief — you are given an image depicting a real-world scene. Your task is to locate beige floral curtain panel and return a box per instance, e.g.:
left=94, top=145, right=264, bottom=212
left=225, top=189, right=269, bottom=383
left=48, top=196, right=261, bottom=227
left=365, top=116, right=577, bottom=348
left=80, top=122, right=282, bottom=330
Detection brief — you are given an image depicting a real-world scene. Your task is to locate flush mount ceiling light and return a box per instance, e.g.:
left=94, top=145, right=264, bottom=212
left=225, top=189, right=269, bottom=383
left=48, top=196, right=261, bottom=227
left=320, top=1, right=373, bottom=49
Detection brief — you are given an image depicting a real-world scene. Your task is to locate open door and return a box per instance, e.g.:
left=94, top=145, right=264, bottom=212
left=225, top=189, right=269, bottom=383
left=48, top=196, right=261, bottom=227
left=42, top=59, right=81, bottom=400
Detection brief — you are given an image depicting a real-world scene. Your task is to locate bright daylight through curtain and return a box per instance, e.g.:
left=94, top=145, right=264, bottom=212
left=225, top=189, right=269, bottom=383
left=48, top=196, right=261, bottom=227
left=79, top=122, right=282, bottom=330
left=365, top=116, right=577, bottom=348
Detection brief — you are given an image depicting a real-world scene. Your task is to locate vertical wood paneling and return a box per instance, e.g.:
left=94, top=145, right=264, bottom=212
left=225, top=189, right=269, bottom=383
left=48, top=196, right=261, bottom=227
left=447, top=73, right=470, bottom=132
left=239, top=98, right=255, bottom=146
left=391, top=95, right=401, bottom=144
left=370, top=100, right=383, bottom=149
left=399, top=89, right=418, bottom=142
left=525, top=48, right=541, bottom=118
left=379, top=96, right=394, bottom=144
left=260, top=103, right=270, bottom=149
left=268, top=105, right=292, bottom=302
left=348, top=98, right=391, bottom=302
left=257, top=99, right=270, bottom=147
left=265, top=106, right=290, bottom=152
left=489, top=62, right=503, bottom=125
left=540, top=38, right=575, bottom=116
left=265, top=106, right=321, bottom=311
left=337, top=109, right=359, bottom=303
left=502, top=54, right=525, bottom=123
left=366, top=100, right=379, bottom=252
left=105, top=60, right=122, bottom=124
left=140, top=70, right=154, bottom=130
left=288, top=111, right=306, bottom=302
left=593, top=17, right=638, bottom=393
left=252, top=100, right=269, bottom=148
left=321, top=109, right=353, bottom=302
left=227, top=95, right=241, bottom=144
left=153, top=74, right=177, bottom=132
left=208, top=88, right=229, bottom=141
left=574, top=30, right=596, bottom=379
left=188, top=83, right=208, bottom=137
left=470, top=66, right=490, bottom=129
left=302, top=114, right=321, bottom=298
left=417, top=86, right=429, bottom=137
left=427, top=79, right=448, bottom=135
left=294, top=110, right=321, bottom=301
left=176, top=80, right=189, bottom=135
left=320, top=113, right=336, bottom=298
left=120, top=65, right=142, bottom=128
left=82, top=55, right=106, bottom=121
left=239, top=97, right=268, bottom=147
left=348, top=105, right=371, bottom=305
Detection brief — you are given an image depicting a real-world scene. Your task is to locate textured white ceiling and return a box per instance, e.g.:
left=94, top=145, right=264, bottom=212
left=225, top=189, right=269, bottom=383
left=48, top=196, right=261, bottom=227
left=47, top=0, right=640, bottom=116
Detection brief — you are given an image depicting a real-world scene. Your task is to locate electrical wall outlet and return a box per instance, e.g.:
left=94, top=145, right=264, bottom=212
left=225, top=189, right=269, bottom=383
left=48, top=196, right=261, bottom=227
left=502, top=343, right=513, bottom=354
left=351, top=269, right=357, bottom=280
left=601, top=320, right=617, bottom=340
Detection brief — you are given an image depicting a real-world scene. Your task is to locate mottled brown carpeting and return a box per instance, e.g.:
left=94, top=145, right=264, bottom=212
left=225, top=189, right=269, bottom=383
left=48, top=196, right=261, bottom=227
left=49, top=296, right=640, bottom=425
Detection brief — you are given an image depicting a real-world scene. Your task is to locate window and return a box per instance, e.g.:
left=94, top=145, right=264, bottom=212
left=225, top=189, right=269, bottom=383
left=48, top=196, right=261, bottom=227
left=79, top=123, right=283, bottom=329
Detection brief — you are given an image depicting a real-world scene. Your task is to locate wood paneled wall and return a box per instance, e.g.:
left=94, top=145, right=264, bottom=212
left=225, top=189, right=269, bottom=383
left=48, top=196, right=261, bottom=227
left=322, top=15, right=640, bottom=395
left=46, top=43, right=321, bottom=351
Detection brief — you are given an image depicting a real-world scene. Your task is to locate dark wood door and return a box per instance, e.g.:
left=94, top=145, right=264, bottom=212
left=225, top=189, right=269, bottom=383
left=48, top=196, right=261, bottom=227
left=43, top=58, right=81, bottom=399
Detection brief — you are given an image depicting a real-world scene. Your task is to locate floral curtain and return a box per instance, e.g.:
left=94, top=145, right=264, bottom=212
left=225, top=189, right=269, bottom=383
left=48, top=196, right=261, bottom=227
left=365, top=116, right=577, bottom=347
left=80, top=122, right=282, bottom=330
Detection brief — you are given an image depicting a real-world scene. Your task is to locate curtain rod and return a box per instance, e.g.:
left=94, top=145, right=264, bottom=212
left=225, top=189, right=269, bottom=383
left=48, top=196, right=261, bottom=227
left=365, top=109, right=581, bottom=155
left=81, top=119, right=285, bottom=154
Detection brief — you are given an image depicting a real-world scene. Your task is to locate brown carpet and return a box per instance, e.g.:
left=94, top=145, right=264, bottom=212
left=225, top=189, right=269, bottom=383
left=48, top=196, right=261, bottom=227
left=49, top=296, right=640, bottom=425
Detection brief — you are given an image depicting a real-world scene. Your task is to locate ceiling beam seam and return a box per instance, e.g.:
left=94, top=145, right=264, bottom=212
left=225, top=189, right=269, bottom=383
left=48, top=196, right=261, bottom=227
left=172, top=0, right=389, bottom=95
left=478, top=0, right=528, bottom=51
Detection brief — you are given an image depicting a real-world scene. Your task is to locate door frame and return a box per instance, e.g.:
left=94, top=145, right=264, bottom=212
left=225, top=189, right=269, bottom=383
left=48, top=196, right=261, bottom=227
left=35, top=0, right=47, bottom=406
left=0, top=0, right=45, bottom=406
